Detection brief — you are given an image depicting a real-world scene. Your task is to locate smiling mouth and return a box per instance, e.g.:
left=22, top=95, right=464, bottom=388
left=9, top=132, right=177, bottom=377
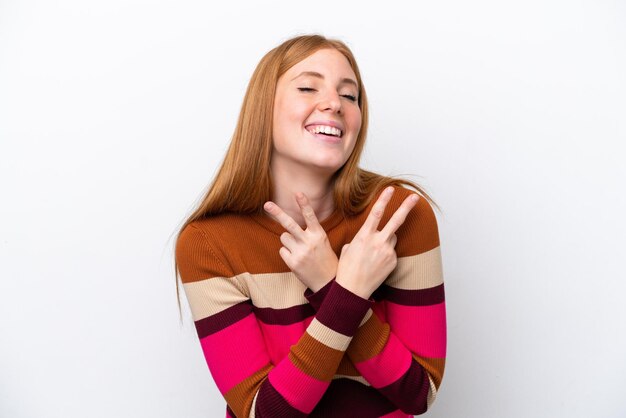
left=305, top=129, right=342, bottom=143
left=305, top=124, right=343, bottom=138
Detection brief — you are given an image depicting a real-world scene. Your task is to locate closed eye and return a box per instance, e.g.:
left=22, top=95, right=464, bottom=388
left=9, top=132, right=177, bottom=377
left=297, top=87, right=357, bottom=102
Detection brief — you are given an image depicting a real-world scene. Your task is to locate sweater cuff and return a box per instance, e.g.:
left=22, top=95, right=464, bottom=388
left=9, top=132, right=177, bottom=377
left=314, top=280, right=374, bottom=338
left=304, top=277, right=335, bottom=312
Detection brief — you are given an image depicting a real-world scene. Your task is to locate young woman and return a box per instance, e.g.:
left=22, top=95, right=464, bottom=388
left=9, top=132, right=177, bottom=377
left=175, top=34, right=446, bottom=417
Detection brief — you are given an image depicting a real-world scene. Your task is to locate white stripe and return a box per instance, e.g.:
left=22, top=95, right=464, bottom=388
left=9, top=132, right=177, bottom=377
left=333, top=374, right=370, bottom=386
left=386, top=247, right=443, bottom=290
left=307, top=318, right=352, bottom=351
left=248, top=389, right=260, bottom=418
left=182, top=274, right=249, bottom=321
left=426, top=373, right=438, bottom=409
left=238, top=271, right=308, bottom=309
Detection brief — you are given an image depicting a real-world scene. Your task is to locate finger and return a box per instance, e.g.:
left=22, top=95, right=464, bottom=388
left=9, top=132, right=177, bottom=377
left=359, top=186, right=395, bottom=235
left=390, top=233, right=398, bottom=248
left=279, top=232, right=297, bottom=250
left=380, top=193, right=420, bottom=238
left=295, top=192, right=322, bottom=231
left=279, top=246, right=292, bottom=265
left=263, top=201, right=304, bottom=238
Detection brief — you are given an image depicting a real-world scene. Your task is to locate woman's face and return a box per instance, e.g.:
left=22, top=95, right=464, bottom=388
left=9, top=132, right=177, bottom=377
left=271, top=48, right=362, bottom=176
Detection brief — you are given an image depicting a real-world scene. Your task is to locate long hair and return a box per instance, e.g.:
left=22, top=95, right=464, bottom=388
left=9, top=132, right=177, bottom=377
left=173, top=34, right=440, bottom=315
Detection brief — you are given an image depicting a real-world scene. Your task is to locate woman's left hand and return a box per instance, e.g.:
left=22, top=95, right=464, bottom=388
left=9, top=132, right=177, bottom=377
left=263, top=192, right=337, bottom=292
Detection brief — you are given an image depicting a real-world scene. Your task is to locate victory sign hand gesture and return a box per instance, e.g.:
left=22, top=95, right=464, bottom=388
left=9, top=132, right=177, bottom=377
left=263, top=192, right=337, bottom=293
left=336, top=186, right=420, bottom=299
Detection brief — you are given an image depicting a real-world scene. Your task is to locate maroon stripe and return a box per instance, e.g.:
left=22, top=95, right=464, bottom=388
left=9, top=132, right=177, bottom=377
left=253, top=304, right=314, bottom=325
left=377, top=359, right=429, bottom=415
left=194, top=301, right=253, bottom=339
left=304, top=278, right=335, bottom=312
left=255, top=379, right=308, bottom=417
left=316, top=281, right=373, bottom=336
left=381, top=283, right=444, bottom=306
left=307, top=283, right=443, bottom=312
left=371, top=286, right=388, bottom=302
left=310, top=378, right=398, bottom=417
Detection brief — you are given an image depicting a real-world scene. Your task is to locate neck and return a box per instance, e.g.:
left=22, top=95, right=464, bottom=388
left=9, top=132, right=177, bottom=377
left=269, top=163, right=336, bottom=228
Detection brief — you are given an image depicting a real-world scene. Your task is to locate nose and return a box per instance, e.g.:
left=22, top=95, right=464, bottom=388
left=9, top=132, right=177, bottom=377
left=317, top=90, right=342, bottom=114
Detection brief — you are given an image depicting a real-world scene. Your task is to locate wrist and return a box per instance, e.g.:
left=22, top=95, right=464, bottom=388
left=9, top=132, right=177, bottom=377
left=308, top=274, right=335, bottom=293
left=335, top=276, right=372, bottom=300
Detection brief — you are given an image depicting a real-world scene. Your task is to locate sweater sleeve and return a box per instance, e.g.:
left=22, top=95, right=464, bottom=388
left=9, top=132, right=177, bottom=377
left=303, top=196, right=446, bottom=415
left=176, top=224, right=373, bottom=418
left=303, top=277, right=335, bottom=311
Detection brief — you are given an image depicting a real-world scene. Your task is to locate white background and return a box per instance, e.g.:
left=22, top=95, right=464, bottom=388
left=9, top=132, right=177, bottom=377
left=1, top=1, right=625, bottom=417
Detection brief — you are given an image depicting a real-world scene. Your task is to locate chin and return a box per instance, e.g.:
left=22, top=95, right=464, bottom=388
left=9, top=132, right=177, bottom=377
left=308, top=160, right=345, bottom=174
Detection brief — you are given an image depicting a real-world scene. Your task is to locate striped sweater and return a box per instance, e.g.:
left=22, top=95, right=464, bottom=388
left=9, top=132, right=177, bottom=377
left=175, top=185, right=446, bottom=417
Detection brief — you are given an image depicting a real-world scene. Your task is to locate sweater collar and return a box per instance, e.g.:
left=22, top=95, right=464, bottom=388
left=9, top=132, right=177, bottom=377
left=250, top=205, right=344, bottom=236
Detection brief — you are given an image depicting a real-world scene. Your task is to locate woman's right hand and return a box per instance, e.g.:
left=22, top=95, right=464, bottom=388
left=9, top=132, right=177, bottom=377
left=335, top=186, right=420, bottom=299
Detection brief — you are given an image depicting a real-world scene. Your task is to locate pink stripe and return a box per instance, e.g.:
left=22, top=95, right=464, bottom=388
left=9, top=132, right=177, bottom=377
left=380, top=410, right=412, bottom=417
left=257, top=317, right=313, bottom=365
left=269, top=359, right=328, bottom=414
left=386, top=301, right=446, bottom=358
left=353, top=331, right=413, bottom=388
left=200, top=313, right=270, bottom=394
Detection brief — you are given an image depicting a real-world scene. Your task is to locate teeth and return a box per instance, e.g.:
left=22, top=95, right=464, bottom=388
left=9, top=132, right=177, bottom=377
left=306, top=125, right=342, bottom=137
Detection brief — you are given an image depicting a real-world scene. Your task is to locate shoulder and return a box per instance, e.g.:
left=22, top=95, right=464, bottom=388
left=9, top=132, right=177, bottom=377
left=368, top=185, right=438, bottom=225
left=176, top=215, right=227, bottom=257
left=381, top=184, right=441, bottom=256
left=176, top=216, right=237, bottom=283
left=395, top=185, right=438, bottom=231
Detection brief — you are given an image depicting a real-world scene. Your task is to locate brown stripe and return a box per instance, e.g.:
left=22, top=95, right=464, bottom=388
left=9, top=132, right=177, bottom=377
left=381, top=283, right=445, bottom=306
left=176, top=224, right=233, bottom=283
left=195, top=301, right=253, bottom=338
left=336, top=356, right=360, bottom=377
left=224, top=363, right=271, bottom=418
left=392, top=189, right=440, bottom=257
left=289, top=332, right=344, bottom=381
left=412, top=355, right=445, bottom=389
left=183, top=185, right=441, bottom=280
left=346, top=311, right=389, bottom=363
left=253, top=303, right=314, bottom=325
left=185, top=215, right=292, bottom=276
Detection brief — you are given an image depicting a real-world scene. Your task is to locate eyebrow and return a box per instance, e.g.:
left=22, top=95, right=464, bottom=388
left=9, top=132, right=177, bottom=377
left=291, top=71, right=358, bottom=89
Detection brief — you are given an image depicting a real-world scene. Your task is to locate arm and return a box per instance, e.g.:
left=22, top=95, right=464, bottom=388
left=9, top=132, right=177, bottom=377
left=176, top=224, right=373, bottom=418
left=304, top=197, right=446, bottom=415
